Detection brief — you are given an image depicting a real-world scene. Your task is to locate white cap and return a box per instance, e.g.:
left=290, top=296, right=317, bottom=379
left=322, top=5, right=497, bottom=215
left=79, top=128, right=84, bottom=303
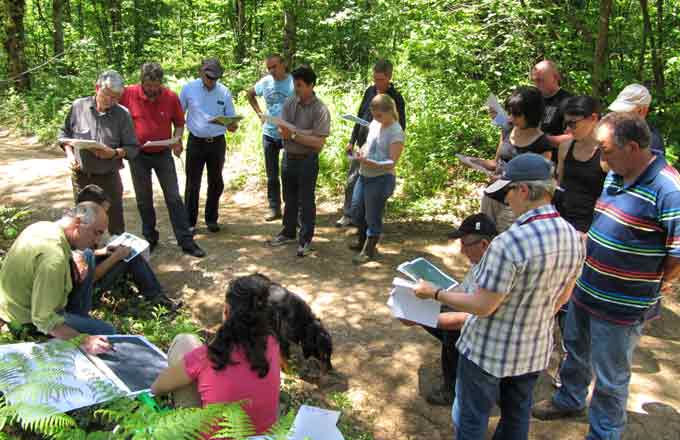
left=608, top=84, right=652, bottom=112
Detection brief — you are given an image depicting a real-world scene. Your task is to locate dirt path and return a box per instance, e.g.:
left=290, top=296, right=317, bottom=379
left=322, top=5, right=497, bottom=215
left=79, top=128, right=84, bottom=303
left=1, top=129, right=679, bottom=439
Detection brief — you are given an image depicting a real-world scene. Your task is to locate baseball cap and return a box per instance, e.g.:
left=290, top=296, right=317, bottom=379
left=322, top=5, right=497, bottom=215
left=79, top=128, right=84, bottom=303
left=484, top=153, right=552, bottom=202
left=201, top=58, right=224, bottom=80
left=608, top=84, right=651, bottom=112
left=448, top=213, right=498, bottom=239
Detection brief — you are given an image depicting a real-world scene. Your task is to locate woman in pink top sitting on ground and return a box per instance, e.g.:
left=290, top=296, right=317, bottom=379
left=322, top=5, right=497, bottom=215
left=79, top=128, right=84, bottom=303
left=151, top=273, right=281, bottom=434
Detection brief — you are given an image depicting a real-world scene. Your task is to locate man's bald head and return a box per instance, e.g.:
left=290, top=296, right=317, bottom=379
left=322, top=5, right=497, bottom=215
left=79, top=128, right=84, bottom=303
left=531, top=60, right=561, bottom=97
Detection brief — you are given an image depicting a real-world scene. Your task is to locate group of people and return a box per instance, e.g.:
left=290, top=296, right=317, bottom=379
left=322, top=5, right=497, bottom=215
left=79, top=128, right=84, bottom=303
left=0, top=54, right=678, bottom=440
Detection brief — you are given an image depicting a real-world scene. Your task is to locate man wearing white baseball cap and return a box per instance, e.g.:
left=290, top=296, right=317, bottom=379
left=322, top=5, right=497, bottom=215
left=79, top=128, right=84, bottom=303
left=608, top=83, right=665, bottom=156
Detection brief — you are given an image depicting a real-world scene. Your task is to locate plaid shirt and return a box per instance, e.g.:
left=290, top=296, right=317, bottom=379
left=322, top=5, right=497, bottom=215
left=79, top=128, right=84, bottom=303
left=456, top=205, right=585, bottom=377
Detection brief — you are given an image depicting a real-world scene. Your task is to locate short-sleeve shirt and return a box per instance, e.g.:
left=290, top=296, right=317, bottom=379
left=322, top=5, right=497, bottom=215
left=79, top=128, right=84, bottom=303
left=0, top=222, right=73, bottom=334
left=496, top=128, right=554, bottom=175
left=359, top=120, right=404, bottom=178
left=179, top=79, right=236, bottom=138
left=119, top=85, right=185, bottom=153
left=254, top=74, right=295, bottom=139
left=456, top=205, right=585, bottom=377
left=541, top=88, right=572, bottom=136
left=572, top=155, right=680, bottom=325
left=183, top=337, right=280, bottom=434
left=58, top=96, right=139, bottom=174
left=280, top=94, right=331, bottom=155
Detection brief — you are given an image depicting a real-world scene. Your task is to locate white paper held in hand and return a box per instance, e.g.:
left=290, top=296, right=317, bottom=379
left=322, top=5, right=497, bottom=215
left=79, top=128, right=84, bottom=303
left=388, top=285, right=440, bottom=328
left=341, top=114, right=370, bottom=127
left=290, top=405, right=344, bottom=440
left=142, top=136, right=181, bottom=148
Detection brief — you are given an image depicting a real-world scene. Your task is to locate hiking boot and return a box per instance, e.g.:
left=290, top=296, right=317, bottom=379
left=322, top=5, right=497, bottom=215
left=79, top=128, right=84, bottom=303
left=181, top=241, right=206, bottom=258
left=268, top=234, right=296, bottom=247
left=353, top=235, right=379, bottom=265
left=532, top=399, right=585, bottom=420
left=335, top=215, right=353, bottom=227
left=297, top=241, right=313, bottom=257
left=148, top=293, right=183, bottom=312
left=348, top=228, right=367, bottom=251
left=425, top=386, right=454, bottom=406
left=265, top=208, right=282, bottom=222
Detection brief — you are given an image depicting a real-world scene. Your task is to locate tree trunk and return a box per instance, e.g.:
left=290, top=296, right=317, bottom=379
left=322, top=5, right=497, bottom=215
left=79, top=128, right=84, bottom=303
left=653, top=0, right=665, bottom=100
left=282, top=0, right=296, bottom=67
left=638, top=0, right=649, bottom=79
left=592, top=0, right=613, bottom=98
left=52, top=0, right=65, bottom=56
left=106, top=0, right=123, bottom=68
left=3, top=0, right=30, bottom=90
left=233, top=0, right=247, bottom=64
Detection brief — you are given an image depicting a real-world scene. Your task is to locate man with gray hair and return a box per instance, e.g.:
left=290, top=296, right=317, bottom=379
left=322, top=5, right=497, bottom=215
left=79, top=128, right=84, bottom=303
left=608, top=83, right=665, bottom=156
left=533, top=112, right=680, bottom=439
left=59, top=70, right=139, bottom=235
left=120, top=63, right=205, bottom=257
left=416, top=153, right=585, bottom=438
left=0, top=202, right=114, bottom=354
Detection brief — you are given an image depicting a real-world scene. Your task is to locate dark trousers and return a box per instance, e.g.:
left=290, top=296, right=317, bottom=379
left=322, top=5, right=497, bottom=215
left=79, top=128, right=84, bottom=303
left=184, top=134, right=226, bottom=227
left=281, top=153, right=319, bottom=245
left=263, top=135, right=283, bottom=210
left=72, top=169, right=125, bottom=235
left=422, top=325, right=461, bottom=394
left=342, top=159, right=360, bottom=216
left=129, top=150, right=193, bottom=246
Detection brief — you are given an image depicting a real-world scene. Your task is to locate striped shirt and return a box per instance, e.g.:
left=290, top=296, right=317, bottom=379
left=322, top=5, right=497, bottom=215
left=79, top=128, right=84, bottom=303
left=573, top=155, right=680, bottom=324
left=457, top=205, right=585, bottom=377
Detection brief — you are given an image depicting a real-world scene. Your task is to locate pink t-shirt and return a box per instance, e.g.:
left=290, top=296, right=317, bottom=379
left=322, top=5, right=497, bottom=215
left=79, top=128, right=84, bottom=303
left=183, top=336, right=281, bottom=434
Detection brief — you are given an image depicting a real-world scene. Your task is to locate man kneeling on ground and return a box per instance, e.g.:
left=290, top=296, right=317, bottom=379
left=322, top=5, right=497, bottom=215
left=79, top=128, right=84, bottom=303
left=0, top=202, right=112, bottom=354
left=400, top=214, right=497, bottom=406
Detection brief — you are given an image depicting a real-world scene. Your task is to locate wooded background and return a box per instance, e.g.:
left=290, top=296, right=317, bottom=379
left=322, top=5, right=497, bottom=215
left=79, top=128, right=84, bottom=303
left=1, top=0, right=679, bottom=206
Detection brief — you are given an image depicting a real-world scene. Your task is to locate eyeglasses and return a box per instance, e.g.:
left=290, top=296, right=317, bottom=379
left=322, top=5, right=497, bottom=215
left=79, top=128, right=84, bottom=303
left=564, top=117, right=585, bottom=129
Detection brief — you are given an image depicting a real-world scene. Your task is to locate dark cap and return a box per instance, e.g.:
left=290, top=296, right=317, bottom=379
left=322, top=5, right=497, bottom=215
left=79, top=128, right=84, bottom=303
left=484, top=153, right=552, bottom=202
left=201, top=58, right=224, bottom=80
left=448, top=213, right=498, bottom=239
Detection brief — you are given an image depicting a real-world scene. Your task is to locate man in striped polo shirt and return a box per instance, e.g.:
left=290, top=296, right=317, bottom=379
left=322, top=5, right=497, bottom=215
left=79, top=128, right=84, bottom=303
left=534, top=112, right=680, bottom=440
left=416, top=153, right=585, bottom=439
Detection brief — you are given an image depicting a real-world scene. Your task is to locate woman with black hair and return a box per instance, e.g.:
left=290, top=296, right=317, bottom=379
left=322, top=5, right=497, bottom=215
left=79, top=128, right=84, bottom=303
left=556, top=95, right=608, bottom=233
left=152, top=273, right=280, bottom=434
left=475, top=86, right=554, bottom=232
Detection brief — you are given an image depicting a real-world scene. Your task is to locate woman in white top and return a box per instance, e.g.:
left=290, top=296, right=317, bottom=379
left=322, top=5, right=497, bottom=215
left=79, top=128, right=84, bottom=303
left=349, top=94, right=405, bottom=264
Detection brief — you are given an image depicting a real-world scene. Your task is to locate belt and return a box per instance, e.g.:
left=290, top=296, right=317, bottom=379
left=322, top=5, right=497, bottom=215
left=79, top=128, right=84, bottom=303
left=190, top=134, right=224, bottom=143
left=286, top=152, right=313, bottom=160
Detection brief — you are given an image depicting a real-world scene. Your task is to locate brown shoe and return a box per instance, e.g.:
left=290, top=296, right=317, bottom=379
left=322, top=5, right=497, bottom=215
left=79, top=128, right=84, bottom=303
left=532, top=399, right=585, bottom=420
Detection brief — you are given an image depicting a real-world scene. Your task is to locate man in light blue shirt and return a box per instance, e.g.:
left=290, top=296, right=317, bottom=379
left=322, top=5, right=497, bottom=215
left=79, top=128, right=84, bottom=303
left=247, top=54, right=295, bottom=221
left=179, top=58, right=238, bottom=233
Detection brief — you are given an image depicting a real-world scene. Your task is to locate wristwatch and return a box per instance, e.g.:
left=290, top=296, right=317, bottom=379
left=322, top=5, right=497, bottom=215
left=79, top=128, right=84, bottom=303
left=291, top=131, right=297, bottom=141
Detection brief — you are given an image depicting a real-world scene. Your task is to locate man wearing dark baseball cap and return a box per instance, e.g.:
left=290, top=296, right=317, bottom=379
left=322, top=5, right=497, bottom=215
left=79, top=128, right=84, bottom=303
left=201, top=58, right=224, bottom=80
left=415, top=153, right=585, bottom=437
left=399, top=213, right=497, bottom=406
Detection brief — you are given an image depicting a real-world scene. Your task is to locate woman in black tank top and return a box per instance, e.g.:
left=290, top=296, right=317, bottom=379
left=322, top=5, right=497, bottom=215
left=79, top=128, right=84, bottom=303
left=556, top=96, right=609, bottom=233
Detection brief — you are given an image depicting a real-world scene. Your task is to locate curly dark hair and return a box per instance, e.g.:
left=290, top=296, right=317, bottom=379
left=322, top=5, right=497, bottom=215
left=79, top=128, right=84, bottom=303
left=207, top=273, right=273, bottom=378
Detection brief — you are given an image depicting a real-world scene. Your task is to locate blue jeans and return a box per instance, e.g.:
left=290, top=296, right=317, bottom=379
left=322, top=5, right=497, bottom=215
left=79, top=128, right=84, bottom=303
left=281, top=153, right=319, bottom=245
left=553, top=303, right=643, bottom=440
left=351, top=174, right=396, bottom=237
left=263, top=135, right=283, bottom=210
left=129, top=149, right=194, bottom=246
left=64, top=249, right=115, bottom=335
left=453, top=355, right=539, bottom=440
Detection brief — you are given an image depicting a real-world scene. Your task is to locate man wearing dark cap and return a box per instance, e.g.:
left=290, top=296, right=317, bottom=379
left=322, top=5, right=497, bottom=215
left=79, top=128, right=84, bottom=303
left=179, top=58, right=239, bottom=233
left=416, top=153, right=585, bottom=438
left=399, top=213, right=497, bottom=406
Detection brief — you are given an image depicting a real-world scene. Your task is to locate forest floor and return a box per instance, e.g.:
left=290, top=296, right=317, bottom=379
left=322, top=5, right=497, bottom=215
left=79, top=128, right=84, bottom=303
left=1, top=128, right=679, bottom=439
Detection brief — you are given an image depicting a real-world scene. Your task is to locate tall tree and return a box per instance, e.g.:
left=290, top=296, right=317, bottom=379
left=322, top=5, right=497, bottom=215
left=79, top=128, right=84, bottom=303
left=52, top=0, right=65, bottom=56
left=592, top=0, right=613, bottom=98
left=232, top=0, right=247, bottom=64
left=282, top=0, right=298, bottom=67
left=3, top=0, right=30, bottom=90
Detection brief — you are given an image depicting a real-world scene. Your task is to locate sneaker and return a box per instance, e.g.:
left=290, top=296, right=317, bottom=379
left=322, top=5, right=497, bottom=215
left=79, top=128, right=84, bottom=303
left=425, top=387, right=454, bottom=406
left=532, top=399, right=585, bottom=420
left=297, top=242, right=313, bottom=257
left=148, top=240, right=159, bottom=253
left=207, top=223, right=221, bottom=233
left=268, top=234, right=296, bottom=247
left=181, top=241, right=206, bottom=258
left=265, top=208, right=282, bottom=222
left=335, top=215, right=352, bottom=227
left=148, top=293, right=183, bottom=312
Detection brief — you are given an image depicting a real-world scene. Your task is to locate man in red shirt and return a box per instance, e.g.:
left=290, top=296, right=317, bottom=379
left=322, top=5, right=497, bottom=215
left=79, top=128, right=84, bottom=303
left=120, top=63, right=205, bottom=257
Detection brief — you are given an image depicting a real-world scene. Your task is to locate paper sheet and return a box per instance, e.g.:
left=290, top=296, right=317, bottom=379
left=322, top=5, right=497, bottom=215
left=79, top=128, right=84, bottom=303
left=397, top=257, right=459, bottom=290
left=58, top=138, right=108, bottom=151
left=142, top=137, right=180, bottom=148
left=341, top=114, right=370, bottom=127
left=290, top=405, right=344, bottom=440
left=388, top=286, right=440, bottom=328
left=107, top=232, right=149, bottom=262
left=485, top=93, right=509, bottom=127
left=209, top=115, right=244, bottom=126
left=455, top=154, right=493, bottom=176
left=262, top=115, right=298, bottom=131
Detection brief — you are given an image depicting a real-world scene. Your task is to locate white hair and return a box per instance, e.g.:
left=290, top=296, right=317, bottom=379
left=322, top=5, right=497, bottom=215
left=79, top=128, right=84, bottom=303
left=514, top=179, right=556, bottom=201
left=96, top=70, right=124, bottom=93
left=62, top=203, right=97, bottom=225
